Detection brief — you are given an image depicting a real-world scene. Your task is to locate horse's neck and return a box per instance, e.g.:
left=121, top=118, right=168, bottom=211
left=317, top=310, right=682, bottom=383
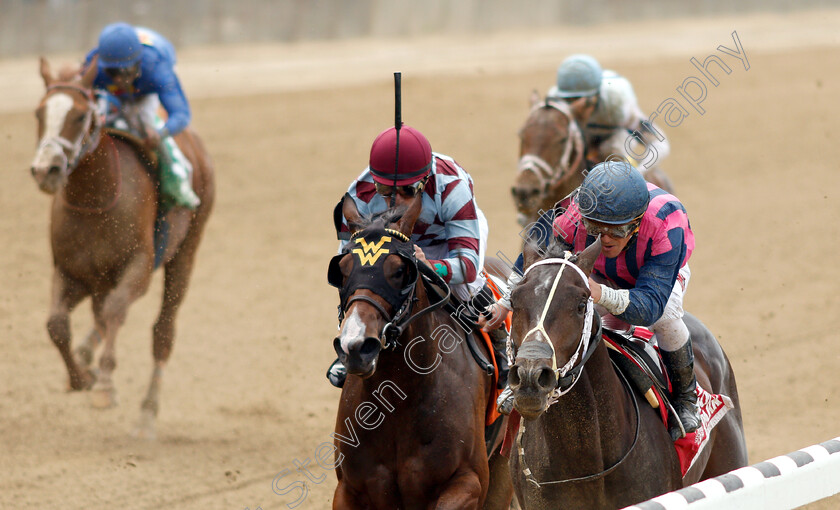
left=540, top=344, right=632, bottom=457
left=62, top=136, right=119, bottom=210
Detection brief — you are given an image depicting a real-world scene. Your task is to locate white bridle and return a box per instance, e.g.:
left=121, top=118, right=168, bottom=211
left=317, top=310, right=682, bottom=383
left=33, top=85, right=101, bottom=175
left=517, top=99, right=584, bottom=190
left=519, top=252, right=595, bottom=401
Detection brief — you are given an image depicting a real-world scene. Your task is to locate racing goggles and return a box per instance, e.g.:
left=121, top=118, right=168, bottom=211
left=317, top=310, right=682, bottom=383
left=104, top=64, right=139, bottom=80
left=374, top=176, right=428, bottom=198
left=581, top=217, right=641, bottom=239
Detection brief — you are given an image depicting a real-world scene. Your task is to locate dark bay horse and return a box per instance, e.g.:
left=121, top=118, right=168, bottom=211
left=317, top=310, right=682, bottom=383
left=30, top=58, right=215, bottom=438
left=506, top=239, right=747, bottom=509
left=512, top=92, right=586, bottom=228
left=327, top=194, right=513, bottom=509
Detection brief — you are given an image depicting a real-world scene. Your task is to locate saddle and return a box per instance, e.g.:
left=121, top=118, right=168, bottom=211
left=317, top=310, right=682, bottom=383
left=602, top=327, right=686, bottom=434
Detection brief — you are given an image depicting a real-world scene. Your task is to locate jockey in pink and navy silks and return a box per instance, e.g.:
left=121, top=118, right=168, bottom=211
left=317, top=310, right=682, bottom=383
left=327, top=124, right=511, bottom=389
left=483, top=161, right=700, bottom=439
left=82, top=22, right=199, bottom=209
left=553, top=181, right=694, bottom=328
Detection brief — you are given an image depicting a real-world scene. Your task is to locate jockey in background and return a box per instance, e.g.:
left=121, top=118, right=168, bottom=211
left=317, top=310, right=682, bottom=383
left=548, top=54, right=671, bottom=175
left=483, top=161, right=700, bottom=440
left=83, top=22, right=200, bottom=209
left=327, top=124, right=509, bottom=389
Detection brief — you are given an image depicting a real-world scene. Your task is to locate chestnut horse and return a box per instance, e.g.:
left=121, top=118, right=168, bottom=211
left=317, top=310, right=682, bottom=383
left=327, top=194, right=513, bottom=509
left=30, top=58, right=215, bottom=438
left=511, top=93, right=586, bottom=228
left=512, top=92, right=676, bottom=230
left=506, top=239, right=747, bottom=509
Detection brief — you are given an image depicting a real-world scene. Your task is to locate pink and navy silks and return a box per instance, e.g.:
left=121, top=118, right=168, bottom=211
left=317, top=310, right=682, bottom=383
left=552, top=183, right=694, bottom=326
left=339, top=154, right=482, bottom=286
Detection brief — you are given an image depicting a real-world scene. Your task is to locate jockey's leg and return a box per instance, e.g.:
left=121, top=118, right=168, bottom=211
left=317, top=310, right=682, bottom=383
left=137, top=95, right=200, bottom=209
left=651, top=265, right=699, bottom=439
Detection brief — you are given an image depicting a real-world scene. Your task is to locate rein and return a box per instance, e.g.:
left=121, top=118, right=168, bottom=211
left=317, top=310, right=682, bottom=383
left=516, top=359, right=641, bottom=488
left=517, top=100, right=584, bottom=190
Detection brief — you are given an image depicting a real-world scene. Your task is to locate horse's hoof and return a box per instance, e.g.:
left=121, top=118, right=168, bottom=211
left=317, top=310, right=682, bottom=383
left=90, top=386, right=117, bottom=409
left=67, top=369, right=96, bottom=391
left=131, top=409, right=157, bottom=440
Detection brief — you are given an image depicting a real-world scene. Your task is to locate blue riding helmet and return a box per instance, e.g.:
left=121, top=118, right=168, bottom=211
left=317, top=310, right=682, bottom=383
left=555, top=54, right=603, bottom=98
left=97, top=22, right=142, bottom=69
left=576, top=160, right=649, bottom=224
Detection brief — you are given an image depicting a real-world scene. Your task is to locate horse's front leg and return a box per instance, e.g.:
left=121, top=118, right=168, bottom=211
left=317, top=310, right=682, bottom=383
left=430, top=469, right=483, bottom=510
left=90, top=252, right=153, bottom=408
left=46, top=270, right=92, bottom=390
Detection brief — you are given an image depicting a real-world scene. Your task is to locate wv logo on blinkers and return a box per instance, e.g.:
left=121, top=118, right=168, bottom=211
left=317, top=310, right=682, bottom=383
left=352, top=236, right=391, bottom=265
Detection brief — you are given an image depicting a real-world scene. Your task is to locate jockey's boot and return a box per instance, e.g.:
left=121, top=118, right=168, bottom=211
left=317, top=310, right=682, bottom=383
left=661, top=342, right=701, bottom=440
left=158, top=139, right=200, bottom=210
left=326, top=358, right=347, bottom=388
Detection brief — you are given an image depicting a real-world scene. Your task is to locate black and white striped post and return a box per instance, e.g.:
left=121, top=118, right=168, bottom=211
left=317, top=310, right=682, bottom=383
left=623, top=436, right=840, bottom=510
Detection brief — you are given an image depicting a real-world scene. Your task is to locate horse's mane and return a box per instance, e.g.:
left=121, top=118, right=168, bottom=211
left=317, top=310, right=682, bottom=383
left=348, top=206, right=408, bottom=238
left=543, top=236, right=578, bottom=263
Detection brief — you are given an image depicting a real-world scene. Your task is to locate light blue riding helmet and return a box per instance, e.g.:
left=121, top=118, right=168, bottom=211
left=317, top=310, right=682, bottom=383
left=554, top=54, right=603, bottom=98
left=97, top=22, right=142, bottom=69
left=576, top=160, right=649, bottom=224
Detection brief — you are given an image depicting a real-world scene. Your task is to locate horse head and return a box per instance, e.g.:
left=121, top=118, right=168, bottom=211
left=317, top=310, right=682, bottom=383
left=512, top=91, right=585, bottom=226
left=31, top=56, right=101, bottom=194
left=508, top=237, right=601, bottom=420
left=327, top=193, right=423, bottom=378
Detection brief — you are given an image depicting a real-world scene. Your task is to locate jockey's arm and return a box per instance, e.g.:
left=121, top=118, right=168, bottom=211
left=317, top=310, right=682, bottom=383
left=433, top=180, right=481, bottom=285
left=614, top=232, right=684, bottom=326
left=152, top=65, right=191, bottom=138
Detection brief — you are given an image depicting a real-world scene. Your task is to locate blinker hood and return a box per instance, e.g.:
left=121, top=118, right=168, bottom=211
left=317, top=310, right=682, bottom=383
left=327, top=228, right=418, bottom=314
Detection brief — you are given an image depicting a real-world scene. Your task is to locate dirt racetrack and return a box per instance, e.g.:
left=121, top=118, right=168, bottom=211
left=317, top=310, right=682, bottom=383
left=2, top=9, right=839, bottom=510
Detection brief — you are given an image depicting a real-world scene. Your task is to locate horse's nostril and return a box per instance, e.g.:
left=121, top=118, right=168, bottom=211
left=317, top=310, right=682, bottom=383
left=537, top=367, right=555, bottom=390
left=333, top=338, right=343, bottom=357
left=360, top=337, right=380, bottom=356
left=509, top=365, right=522, bottom=387
left=48, top=165, right=61, bottom=175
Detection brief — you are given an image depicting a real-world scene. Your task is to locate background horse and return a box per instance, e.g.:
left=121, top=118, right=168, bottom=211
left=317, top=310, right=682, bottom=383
left=30, top=58, right=215, bottom=438
left=328, top=194, right=513, bottom=509
left=506, top=239, right=747, bottom=509
left=511, top=92, right=586, bottom=229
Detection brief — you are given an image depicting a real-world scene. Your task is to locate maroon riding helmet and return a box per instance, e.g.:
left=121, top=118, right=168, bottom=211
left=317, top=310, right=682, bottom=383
left=368, top=125, right=433, bottom=186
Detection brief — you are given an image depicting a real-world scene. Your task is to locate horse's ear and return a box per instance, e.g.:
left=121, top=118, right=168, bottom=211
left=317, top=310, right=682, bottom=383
left=80, top=56, right=98, bottom=89
left=39, top=57, right=53, bottom=87
left=529, top=89, right=541, bottom=108
left=522, top=236, right=543, bottom=270
left=342, top=194, right=364, bottom=235
left=576, top=236, right=602, bottom=276
left=394, top=193, right=422, bottom=238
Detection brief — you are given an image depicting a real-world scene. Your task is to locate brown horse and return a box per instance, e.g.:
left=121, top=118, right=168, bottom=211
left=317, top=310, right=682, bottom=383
left=30, top=58, right=215, bottom=438
left=506, top=239, right=747, bottom=509
left=511, top=92, right=586, bottom=228
left=328, top=194, right=513, bottom=509
left=512, top=92, right=677, bottom=230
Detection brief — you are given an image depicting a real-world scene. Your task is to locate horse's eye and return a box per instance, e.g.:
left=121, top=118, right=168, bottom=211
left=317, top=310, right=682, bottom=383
left=393, top=265, right=405, bottom=279
left=577, top=301, right=587, bottom=314
left=74, top=114, right=86, bottom=124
